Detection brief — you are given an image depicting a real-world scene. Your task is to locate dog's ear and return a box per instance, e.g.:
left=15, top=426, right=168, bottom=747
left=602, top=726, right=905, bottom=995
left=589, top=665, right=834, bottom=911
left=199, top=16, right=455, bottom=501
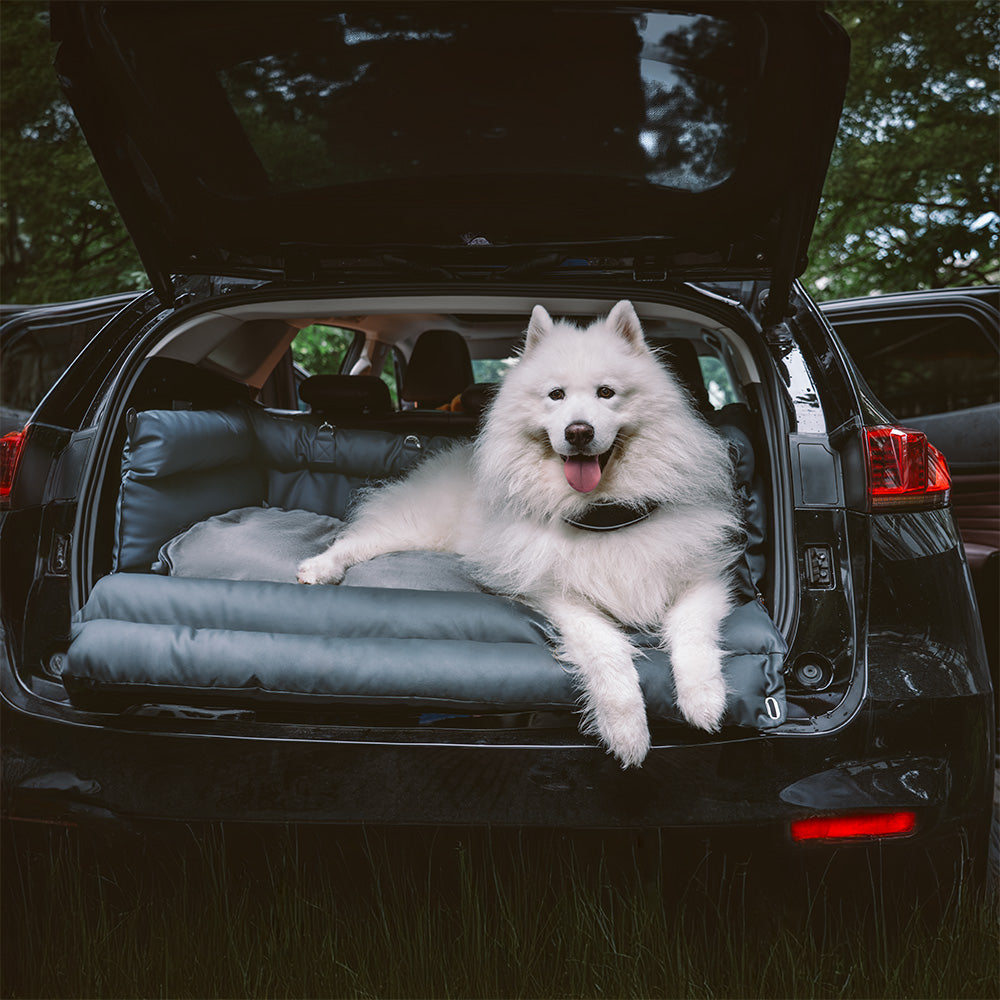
left=524, top=304, right=553, bottom=352
left=606, top=300, right=645, bottom=352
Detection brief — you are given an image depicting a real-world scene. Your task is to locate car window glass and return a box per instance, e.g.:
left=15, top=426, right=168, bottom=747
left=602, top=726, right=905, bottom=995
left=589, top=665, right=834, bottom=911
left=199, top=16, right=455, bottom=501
left=471, top=357, right=518, bottom=383
left=837, top=314, right=999, bottom=418
left=471, top=350, right=740, bottom=411
left=1, top=318, right=103, bottom=414
left=217, top=9, right=762, bottom=197
left=699, top=357, right=740, bottom=409
left=291, top=324, right=359, bottom=376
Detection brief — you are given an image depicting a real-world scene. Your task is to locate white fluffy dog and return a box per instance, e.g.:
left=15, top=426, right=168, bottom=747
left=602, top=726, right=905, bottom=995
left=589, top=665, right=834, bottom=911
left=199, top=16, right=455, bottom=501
left=298, top=301, right=742, bottom=766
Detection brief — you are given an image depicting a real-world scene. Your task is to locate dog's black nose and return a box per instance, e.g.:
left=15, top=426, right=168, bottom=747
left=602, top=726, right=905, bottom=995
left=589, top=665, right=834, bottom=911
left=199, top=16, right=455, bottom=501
left=564, top=422, right=595, bottom=448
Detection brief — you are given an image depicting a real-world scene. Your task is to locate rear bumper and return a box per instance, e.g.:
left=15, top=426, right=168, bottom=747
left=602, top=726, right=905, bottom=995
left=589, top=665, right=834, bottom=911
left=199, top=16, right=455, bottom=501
left=3, top=692, right=992, bottom=838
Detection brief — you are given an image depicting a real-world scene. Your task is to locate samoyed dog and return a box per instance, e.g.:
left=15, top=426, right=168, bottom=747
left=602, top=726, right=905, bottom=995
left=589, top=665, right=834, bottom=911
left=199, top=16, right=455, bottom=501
left=298, top=301, right=742, bottom=767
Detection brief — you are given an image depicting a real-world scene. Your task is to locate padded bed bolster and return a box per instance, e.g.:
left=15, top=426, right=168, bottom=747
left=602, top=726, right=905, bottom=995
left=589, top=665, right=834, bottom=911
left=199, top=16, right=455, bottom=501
left=125, top=407, right=255, bottom=476
left=63, top=576, right=787, bottom=727
left=114, top=407, right=267, bottom=572
left=253, top=415, right=456, bottom=515
left=79, top=574, right=551, bottom=644
left=249, top=409, right=454, bottom=479
left=714, top=412, right=767, bottom=591
left=65, top=626, right=581, bottom=712
left=114, top=406, right=459, bottom=570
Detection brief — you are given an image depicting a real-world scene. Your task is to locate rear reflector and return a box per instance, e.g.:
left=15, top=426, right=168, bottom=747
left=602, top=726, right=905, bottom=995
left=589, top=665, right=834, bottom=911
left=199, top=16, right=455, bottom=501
left=864, top=426, right=950, bottom=511
left=0, top=428, right=27, bottom=506
left=790, top=811, right=917, bottom=842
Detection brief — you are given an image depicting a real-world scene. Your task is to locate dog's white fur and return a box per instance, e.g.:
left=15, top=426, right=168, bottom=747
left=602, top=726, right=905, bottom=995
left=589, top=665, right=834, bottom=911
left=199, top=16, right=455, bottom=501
left=298, top=301, right=741, bottom=766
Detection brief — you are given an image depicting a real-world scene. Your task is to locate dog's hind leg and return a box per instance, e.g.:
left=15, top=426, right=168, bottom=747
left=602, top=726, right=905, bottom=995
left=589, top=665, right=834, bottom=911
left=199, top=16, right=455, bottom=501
left=538, top=597, right=650, bottom=768
left=661, top=578, right=732, bottom=732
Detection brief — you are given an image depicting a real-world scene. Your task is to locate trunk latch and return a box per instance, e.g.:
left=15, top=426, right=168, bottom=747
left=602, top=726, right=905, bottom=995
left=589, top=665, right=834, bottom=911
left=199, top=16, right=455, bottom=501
left=804, top=545, right=835, bottom=588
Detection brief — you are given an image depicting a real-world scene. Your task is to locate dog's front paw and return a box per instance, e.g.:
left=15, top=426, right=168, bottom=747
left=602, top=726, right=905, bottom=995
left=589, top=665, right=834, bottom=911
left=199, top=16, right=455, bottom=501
left=675, top=673, right=727, bottom=732
left=585, top=702, right=651, bottom=769
left=296, top=553, right=346, bottom=586
left=607, top=717, right=652, bottom=769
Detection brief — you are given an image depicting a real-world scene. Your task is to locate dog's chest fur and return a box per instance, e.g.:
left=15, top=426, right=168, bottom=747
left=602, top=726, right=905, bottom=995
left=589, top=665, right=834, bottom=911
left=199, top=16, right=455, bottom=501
left=461, top=500, right=734, bottom=630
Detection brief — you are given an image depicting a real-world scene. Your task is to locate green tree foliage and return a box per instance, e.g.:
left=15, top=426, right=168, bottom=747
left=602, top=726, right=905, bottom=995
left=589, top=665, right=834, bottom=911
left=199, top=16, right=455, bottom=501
left=805, top=0, right=999, bottom=298
left=1, top=1, right=995, bottom=304
left=290, top=325, right=356, bottom=377
left=1, top=2, right=145, bottom=303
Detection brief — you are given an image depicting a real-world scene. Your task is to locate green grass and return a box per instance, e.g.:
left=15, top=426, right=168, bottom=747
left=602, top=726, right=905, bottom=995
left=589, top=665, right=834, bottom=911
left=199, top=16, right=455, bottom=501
left=2, top=824, right=997, bottom=999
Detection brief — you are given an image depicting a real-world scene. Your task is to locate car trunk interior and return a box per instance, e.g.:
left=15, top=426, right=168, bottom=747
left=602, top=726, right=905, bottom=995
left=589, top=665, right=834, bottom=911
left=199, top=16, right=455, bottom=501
left=29, top=291, right=804, bottom=743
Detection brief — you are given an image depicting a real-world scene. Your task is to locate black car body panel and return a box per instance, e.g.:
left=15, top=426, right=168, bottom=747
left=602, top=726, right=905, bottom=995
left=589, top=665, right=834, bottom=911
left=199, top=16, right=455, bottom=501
left=1, top=5, right=991, bottom=860
left=2, top=690, right=988, bottom=832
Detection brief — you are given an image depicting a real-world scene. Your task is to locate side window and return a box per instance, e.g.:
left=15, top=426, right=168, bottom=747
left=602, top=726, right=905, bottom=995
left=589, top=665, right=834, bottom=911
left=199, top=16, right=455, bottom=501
left=699, top=356, right=740, bottom=409
left=1, top=316, right=109, bottom=416
left=291, top=324, right=359, bottom=376
left=836, top=313, right=999, bottom=419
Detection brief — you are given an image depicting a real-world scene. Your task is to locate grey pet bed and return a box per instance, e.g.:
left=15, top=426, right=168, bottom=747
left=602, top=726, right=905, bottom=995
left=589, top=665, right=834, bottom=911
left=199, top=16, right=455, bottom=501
left=65, top=505, right=787, bottom=727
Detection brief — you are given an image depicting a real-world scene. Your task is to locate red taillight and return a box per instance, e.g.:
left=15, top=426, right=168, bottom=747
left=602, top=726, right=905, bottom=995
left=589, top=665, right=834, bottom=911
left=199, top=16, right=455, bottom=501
left=790, top=811, right=917, bottom=842
left=0, top=428, right=27, bottom=506
left=864, top=426, right=950, bottom=511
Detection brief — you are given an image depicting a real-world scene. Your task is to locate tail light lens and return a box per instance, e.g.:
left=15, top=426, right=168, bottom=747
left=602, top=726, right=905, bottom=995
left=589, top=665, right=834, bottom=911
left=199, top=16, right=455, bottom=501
left=791, top=810, right=917, bottom=842
left=864, top=426, right=950, bottom=511
left=0, top=428, right=27, bottom=506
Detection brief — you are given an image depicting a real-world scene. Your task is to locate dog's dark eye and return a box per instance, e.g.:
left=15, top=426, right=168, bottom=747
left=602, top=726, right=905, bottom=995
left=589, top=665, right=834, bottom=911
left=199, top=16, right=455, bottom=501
left=548, top=388, right=565, bottom=401
left=597, top=386, right=615, bottom=399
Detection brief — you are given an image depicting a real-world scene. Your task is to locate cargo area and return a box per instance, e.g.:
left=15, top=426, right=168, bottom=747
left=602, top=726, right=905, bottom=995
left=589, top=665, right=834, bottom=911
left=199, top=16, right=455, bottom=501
left=26, top=292, right=819, bottom=740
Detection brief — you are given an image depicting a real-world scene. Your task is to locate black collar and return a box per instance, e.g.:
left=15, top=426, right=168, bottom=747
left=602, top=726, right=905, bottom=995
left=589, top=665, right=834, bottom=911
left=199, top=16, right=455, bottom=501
left=563, top=499, right=660, bottom=532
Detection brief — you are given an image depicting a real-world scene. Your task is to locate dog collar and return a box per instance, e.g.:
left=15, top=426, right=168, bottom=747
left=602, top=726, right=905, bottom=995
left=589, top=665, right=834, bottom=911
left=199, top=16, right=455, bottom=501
left=563, top=499, right=660, bottom=532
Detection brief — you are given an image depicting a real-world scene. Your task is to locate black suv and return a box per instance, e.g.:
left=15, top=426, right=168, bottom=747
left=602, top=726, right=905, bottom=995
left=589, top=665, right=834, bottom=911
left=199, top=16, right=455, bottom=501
left=1, top=3, right=992, bottom=872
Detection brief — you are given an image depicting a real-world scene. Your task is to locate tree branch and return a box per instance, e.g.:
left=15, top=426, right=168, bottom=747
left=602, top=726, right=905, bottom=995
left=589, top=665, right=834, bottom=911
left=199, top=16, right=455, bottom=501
left=78, top=235, right=132, bottom=270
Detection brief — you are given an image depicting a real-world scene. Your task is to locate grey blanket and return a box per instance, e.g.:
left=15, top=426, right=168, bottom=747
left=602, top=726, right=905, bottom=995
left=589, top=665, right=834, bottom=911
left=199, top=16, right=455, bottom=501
left=152, top=505, right=486, bottom=592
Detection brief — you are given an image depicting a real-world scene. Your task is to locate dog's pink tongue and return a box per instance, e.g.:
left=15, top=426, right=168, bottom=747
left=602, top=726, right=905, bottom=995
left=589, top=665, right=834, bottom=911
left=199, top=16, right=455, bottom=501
left=564, top=455, right=602, bottom=493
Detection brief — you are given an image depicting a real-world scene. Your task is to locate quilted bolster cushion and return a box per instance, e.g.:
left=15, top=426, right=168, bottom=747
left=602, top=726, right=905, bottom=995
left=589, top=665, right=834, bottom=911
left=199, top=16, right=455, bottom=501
left=63, top=574, right=787, bottom=727
left=248, top=408, right=452, bottom=518
left=113, top=406, right=453, bottom=573
left=114, top=408, right=266, bottom=573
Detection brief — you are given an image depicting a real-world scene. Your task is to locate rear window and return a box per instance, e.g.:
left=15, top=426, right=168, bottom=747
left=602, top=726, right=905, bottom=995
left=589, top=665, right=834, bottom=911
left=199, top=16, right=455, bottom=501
left=218, top=8, right=762, bottom=196
left=471, top=347, right=740, bottom=410
left=471, top=357, right=517, bottom=384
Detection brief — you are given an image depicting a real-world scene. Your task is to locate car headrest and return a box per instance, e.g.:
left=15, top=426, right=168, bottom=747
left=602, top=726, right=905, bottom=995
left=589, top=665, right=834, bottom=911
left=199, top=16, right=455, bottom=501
left=298, top=374, right=393, bottom=415
left=400, top=329, right=474, bottom=407
left=459, top=382, right=499, bottom=418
